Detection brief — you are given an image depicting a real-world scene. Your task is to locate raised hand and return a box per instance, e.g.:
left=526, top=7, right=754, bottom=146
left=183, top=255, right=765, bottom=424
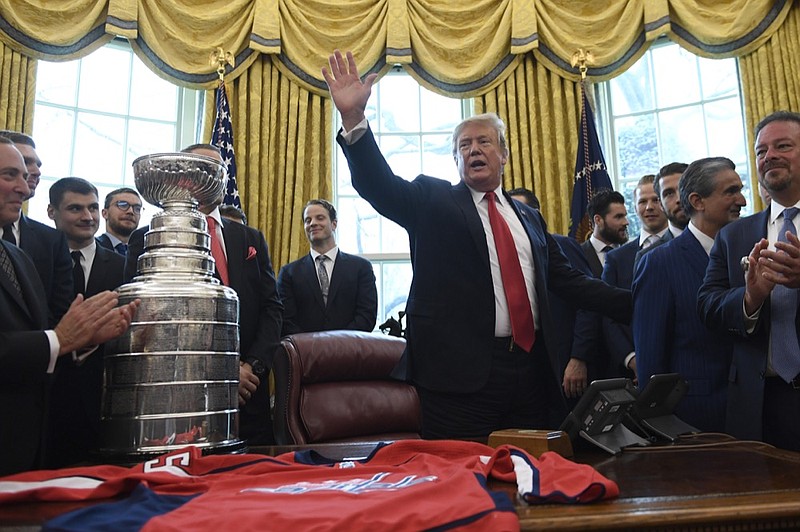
left=321, top=50, right=377, bottom=131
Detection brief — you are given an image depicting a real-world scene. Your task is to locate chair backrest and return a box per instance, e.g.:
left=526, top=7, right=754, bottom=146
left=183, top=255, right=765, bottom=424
left=272, top=330, right=421, bottom=445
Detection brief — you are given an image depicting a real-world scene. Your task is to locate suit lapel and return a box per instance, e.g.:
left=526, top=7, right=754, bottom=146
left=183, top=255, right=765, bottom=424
left=453, top=182, right=490, bottom=272
left=222, top=220, right=245, bottom=289
left=303, top=253, right=326, bottom=308
left=581, top=240, right=603, bottom=277
left=677, top=231, right=709, bottom=276
left=327, top=251, right=345, bottom=305
left=1, top=241, right=35, bottom=322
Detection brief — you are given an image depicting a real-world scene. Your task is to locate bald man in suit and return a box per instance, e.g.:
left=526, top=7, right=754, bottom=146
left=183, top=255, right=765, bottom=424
left=0, top=138, right=137, bottom=475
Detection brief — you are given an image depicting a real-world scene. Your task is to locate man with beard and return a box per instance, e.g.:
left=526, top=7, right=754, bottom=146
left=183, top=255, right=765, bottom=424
left=634, top=157, right=745, bottom=432
left=97, top=187, right=142, bottom=255
left=603, top=174, right=669, bottom=381
left=699, top=111, right=800, bottom=451
left=46, top=177, right=126, bottom=467
left=562, top=190, right=629, bottom=399
left=0, top=130, right=72, bottom=325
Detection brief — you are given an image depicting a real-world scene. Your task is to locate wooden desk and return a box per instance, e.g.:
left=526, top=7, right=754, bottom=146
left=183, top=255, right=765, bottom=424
left=510, top=435, right=800, bottom=531
left=2, top=437, right=800, bottom=531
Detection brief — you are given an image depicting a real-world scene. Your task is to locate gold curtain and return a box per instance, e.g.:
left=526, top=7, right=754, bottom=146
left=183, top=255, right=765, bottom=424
left=739, top=3, right=800, bottom=211
left=476, top=54, right=581, bottom=232
left=202, top=56, right=333, bottom=267
left=0, top=41, right=35, bottom=132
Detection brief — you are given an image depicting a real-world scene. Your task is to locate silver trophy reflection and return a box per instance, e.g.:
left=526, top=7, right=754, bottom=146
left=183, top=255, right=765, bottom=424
left=101, top=153, right=244, bottom=459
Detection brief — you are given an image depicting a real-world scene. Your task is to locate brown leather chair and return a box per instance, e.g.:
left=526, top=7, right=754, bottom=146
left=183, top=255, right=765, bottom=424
left=272, top=330, right=421, bottom=445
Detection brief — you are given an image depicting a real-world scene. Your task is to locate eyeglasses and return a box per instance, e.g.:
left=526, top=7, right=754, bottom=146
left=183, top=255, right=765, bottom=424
left=113, top=200, right=143, bottom=214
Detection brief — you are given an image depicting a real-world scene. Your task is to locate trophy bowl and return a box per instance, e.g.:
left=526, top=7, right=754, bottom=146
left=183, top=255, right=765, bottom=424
left=133, top=153, right=227, bottom=208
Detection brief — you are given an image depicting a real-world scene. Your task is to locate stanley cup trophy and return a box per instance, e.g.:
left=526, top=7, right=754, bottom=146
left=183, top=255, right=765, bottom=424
left=100, top=153, right=245, bottom=459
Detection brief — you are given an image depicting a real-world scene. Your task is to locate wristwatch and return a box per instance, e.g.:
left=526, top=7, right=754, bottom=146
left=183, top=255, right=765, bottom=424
left=243, top=358, right=267, bottom=378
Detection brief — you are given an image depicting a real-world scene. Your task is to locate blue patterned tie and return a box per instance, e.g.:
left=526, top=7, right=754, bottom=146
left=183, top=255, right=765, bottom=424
left=115, top=242, right=128, bottom=255
left=0, top=243, right=21, bottom=297
left=771, top=207, right=800, bottom=383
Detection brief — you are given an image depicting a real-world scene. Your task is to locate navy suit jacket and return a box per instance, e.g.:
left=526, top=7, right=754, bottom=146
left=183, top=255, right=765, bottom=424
left=698, top=210, right=771, bottom=440
left=47, top=245, right=125, bottom=467
left=633, top=230, right=732, bottom=432
left=278, top=251, right=377, bottom=335
left=601, top=238, right=639, bottom=374
left=18, top=214, right=73, bottom=326
left=126, top=219, right=283, bottom=443
left=0, top=241, right=51, bottom=475
left=96, top=233, right=113, bottom=250
left=339, top=127, right=631, bottom=412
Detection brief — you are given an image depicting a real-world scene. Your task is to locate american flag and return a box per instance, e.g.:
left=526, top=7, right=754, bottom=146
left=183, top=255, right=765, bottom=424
left=569, top=81, right=613, bottom=241
left=211, top=81, right=241, bottom=208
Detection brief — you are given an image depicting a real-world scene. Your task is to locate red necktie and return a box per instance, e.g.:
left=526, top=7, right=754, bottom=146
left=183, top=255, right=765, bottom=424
left=485, top=191, right=535, bottom=351
left=207, top=216, right=229, bottom=286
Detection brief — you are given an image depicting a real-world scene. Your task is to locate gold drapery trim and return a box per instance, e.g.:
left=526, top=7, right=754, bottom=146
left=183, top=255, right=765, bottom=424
left=202, top=56, right=332, bottom=267
left=739, top=2, right=800, bottom=212
left=0, top=1, right=792, bottom=92
left=0, top=41, right=35, bottom=132
left=476, top=54, right=581, bottom=233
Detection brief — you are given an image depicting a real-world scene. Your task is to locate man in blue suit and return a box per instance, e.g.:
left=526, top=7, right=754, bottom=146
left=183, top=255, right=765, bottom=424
left=634, top=157, right=745, bottom=432
left=278, top=199, right=377, bottom=335
left=602, top=174, right=669, bottom=381
left=323, top=50, right=631, bottom=439
left=699, top=111, right=800, bottom=451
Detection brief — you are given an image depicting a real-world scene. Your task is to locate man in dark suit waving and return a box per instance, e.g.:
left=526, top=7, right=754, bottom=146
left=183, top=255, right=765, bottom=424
left=278, top=199, right=377, bottom=335
left=323, top=50, right=631, bottom=439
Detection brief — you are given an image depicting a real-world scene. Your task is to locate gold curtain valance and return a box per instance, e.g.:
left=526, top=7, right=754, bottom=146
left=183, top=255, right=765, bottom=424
left=0, top=0, right=793, bottom=93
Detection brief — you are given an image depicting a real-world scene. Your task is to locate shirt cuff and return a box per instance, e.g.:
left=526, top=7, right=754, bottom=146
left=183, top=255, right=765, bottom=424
left=340, top=118, right=368, bottom=145
left=73, top=345, right=99, bottom=365
left=743, top=300, right=761, bottom=334
left=44, top=330, right=59, bottom=374
left=624, top=351, right=636, bottom=370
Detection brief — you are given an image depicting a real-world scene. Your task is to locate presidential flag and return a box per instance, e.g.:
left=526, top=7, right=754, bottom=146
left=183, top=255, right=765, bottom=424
left=211, top=80, right=241, bottom=208
left=569, top=82, right=613, bottom=241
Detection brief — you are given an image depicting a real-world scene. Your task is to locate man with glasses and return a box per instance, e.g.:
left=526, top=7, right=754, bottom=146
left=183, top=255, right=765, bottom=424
left=97, top=188, right=143, bottom=256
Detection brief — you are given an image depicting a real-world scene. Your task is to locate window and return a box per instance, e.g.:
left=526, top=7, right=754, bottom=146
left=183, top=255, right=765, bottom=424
left=334, top=70, right=467, bottom=327
left=28, top=40, right=201, bottom=226
left=602, top=41, right=750, bottom=237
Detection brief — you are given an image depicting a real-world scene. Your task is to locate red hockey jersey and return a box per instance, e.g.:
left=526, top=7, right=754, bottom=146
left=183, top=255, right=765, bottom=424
left=0, top=440, right=618, bottom=531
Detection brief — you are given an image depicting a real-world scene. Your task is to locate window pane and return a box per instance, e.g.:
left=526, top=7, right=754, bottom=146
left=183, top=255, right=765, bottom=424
left=73, top=112, right=126, bottom=184
left=35, top=60, right=79, bottom=106
left=652, top=45, right=701, bottom=108
left=31, top=106, right=75, bottom=177
left=704, top=98, right=745, bottom=157
left=125, top=120, right=178, bottom=182
left=382, top=135, right=422, bottom=179
left=379, top=76, right=420, bottom=132
left=658, top=107, right=707, bottom=163
left=336, top=196, right=381, bottom=254
left=380, top=262, right=413, bottom=323
left=77, top=46, right=132, bottom=114
left=699, top=57, right=738, bottom=100
left=421, top=91, right=461, bottom=132
left=129, top=60, right=179, bottom=120
left=614, top=114, right=659, bottom=181
left=336, top=149, right=356, bottom=196
left=422, top=134, right=458, bottom=183
left=609, top=53, right=653, bottom=114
